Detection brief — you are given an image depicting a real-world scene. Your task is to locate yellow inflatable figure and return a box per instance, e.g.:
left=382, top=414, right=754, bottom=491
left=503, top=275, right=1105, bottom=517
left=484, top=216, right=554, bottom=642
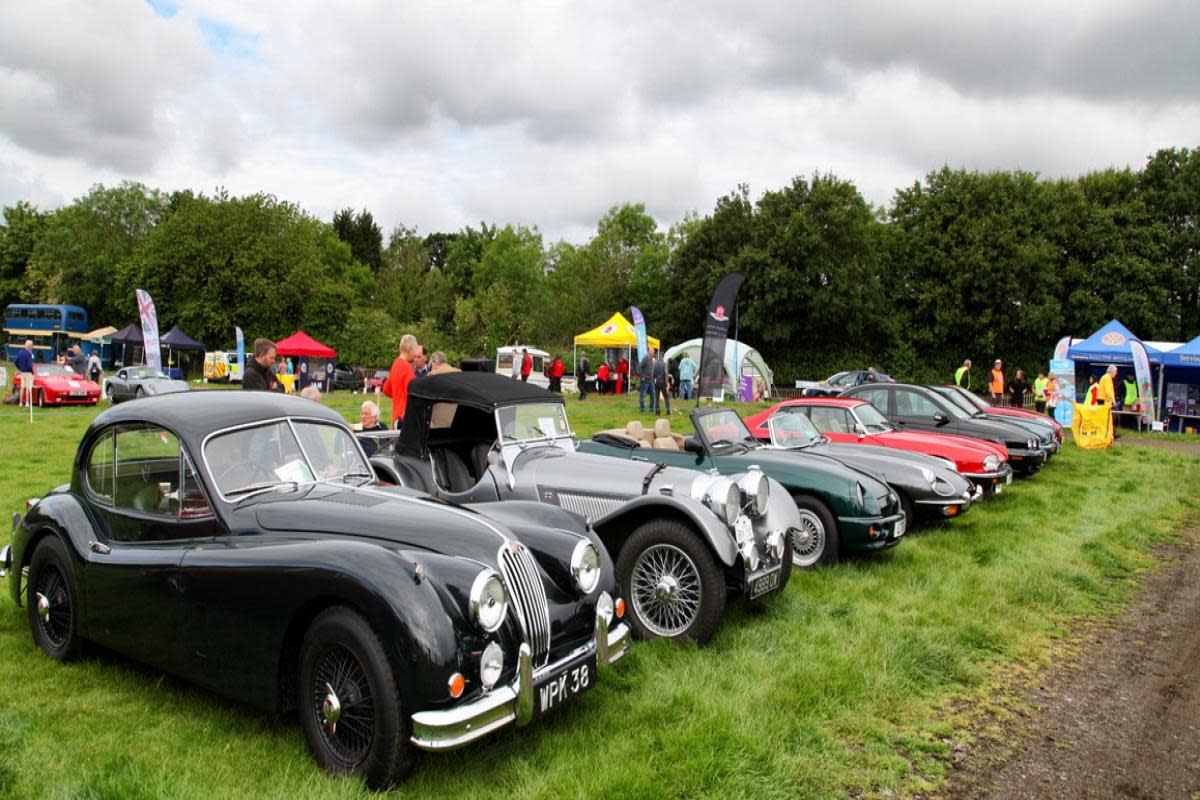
left=1071, top=402, right=1113, bottom=449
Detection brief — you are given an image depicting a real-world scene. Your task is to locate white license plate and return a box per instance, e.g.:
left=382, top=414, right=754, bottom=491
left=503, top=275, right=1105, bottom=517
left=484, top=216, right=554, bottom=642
left=748, top=566, right=782, bottom=599
left=70, top=390, right=86, bottom=397
left=535, top=654, right=595, bottom=718
left=894, top=517, right=907, bottom=538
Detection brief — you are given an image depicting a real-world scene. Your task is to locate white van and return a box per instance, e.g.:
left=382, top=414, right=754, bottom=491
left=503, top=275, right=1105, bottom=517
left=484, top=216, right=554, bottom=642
left=494, top=345, right=575, bottom=392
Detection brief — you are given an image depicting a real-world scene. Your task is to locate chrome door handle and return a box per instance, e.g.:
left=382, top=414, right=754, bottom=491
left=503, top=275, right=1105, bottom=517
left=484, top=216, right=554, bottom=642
left=89, top=540, right=111, bottom=555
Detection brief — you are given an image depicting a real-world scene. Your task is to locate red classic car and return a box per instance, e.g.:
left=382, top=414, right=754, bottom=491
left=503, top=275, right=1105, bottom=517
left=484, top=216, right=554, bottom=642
left=14, top=363, right=101, bottom=406
left=744, top=397, right=1014, bottom=494
left=367, top=369, right=389, bottom=391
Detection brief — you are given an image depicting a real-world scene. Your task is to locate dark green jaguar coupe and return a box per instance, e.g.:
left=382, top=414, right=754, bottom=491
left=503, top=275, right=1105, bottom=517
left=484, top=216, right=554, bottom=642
left=580, top=408, right=906, bottom=567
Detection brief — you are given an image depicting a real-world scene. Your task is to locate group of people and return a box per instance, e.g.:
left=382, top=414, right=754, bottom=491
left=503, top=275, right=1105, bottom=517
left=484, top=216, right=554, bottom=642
left=9, top=339, right=105, bottom=405
left=956, top=358, right=1060, bottom=417
left=1080, top=366, right=1140, bottom=411
left=574, top=347, right=698, bottom=413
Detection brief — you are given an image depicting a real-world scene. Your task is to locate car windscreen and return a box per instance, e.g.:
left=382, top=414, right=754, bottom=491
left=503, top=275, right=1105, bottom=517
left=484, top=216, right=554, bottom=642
left=128, top=367, right=164, bottom=380
left=696, top=409, right=758, bottom=447
left=853, top=403, right=893, bottom=433
left=34, top=364, right=71, bottom=376
left=933, top=387, right=981, bottom=417
left=204, top=419, right=369, bottom=498
left=496, top=402, right=572, bottom=443
left=767, top=411, right=824, bottom=448
left=826, top=371, right=852, bottom=386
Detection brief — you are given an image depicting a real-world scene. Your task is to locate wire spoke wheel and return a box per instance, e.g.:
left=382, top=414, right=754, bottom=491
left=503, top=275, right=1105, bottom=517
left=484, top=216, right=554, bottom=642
left=631, top=544, right=702, bottom=637
left=792, top=509, right=827, bottom=568
left=34, top=565, right=72, bottom=649
left=310, top=645, right=376, bottom=768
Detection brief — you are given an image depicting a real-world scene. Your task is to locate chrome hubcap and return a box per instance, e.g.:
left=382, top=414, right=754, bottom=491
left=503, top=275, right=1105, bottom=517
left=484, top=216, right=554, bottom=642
left=322, top=682, right=342, bottom=735
left=792, top=510, right=826, bottom=567
left=36, top=592, right=50, bottom=624
left=631, top=544, right=701, bottom=637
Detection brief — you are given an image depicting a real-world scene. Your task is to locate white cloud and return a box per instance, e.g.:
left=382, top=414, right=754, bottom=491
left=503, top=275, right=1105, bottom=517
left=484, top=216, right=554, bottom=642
left=1, top=0, right=1197, bottom=241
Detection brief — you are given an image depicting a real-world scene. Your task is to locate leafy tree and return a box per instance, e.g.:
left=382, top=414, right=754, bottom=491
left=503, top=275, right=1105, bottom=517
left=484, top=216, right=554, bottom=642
left=0, top=202, right=46, bottom=309
left=332, top=207, right=384, bottom=273
left=1138, top=147, right=1200, bottom=337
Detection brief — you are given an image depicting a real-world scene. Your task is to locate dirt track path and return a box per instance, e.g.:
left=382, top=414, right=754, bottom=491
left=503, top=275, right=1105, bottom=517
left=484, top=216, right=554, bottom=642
left=943, top=514, right=1200, bottom=800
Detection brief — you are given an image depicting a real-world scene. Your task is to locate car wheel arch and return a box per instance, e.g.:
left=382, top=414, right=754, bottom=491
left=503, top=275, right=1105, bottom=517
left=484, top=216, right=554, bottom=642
left=591, top=497, right=738, bottom=572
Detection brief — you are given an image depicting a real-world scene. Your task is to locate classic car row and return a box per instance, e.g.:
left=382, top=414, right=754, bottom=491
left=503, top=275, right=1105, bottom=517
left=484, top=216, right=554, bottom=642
left=1, top=373, right=1057, bottom=789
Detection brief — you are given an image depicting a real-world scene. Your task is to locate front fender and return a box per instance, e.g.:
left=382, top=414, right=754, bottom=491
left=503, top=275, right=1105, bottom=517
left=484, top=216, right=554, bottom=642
left=592, top=494, right=738, bottom=567
left=8, top=491, right=93, bottom=607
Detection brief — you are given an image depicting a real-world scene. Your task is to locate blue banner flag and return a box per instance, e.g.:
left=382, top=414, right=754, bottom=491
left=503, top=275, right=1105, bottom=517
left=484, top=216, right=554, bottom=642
left=630, top=306, right=649, bottom=363
left=235, top=326, right=245, bottom=382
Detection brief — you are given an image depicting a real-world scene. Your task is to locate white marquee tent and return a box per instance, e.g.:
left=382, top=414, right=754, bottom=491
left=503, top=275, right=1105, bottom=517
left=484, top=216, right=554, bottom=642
left=664, top=338, right=775, bottom=399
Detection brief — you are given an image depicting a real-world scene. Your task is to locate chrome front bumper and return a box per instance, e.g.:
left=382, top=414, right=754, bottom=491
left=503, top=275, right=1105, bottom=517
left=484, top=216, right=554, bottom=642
left=0, top=544, right=10, bottom=578
left=410, top=618, right=630, bottom=751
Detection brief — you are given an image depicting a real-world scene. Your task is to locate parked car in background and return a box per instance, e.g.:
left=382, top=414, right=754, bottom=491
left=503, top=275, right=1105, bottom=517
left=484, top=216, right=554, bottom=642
left=366, top=372, right=796, bottom=645
left=581, top=407, right=908, bottom=566
left=3, top=392, right=630, bottom=790
left=203, top=351, right=242, bottom=383
left=329, top=363, right=360, bottom=391
left=937, top=384, right=1064, bottom=443
left=744, top=398, right=1013, bottom=495
left=842, top=383, right=1047, bottom=474
left=801, top=369, right=893, bottom=397
left=14, top=363, right=101, bottom=406
left=930, top=386, right=1059, bottom=457
left=104, top=365, right=189, bottom=403
left=367, top=369, right=389, bottom=391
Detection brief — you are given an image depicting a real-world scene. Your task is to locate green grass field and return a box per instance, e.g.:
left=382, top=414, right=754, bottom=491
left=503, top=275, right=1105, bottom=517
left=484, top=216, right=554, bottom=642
left=0, top=387, right=1196, bottom=799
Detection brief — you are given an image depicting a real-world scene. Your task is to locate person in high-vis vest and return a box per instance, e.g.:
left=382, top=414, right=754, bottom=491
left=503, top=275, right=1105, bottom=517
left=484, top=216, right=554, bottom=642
left=1122, top=373, right=1138, bottom=411
left=1033, top=371, right=1049, bottom=414
left=989, top=360, right=1005, bottom=404
left=955, top=359, right=972, bottom=389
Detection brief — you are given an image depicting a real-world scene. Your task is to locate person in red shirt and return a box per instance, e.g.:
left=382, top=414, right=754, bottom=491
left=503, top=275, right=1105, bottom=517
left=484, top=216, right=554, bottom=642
left=616, top=356, right=629, bottom=395
left=596, top=361, right=610, bottom=394
left=550, top=355, right=565, bottom=392
left=383, top=334, right=418, bottom=428
left=520, top=348, right=532, bottom=382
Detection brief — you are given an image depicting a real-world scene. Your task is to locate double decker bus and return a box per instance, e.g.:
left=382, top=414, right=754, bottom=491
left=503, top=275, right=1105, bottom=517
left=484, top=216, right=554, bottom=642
left=4, top=304, right=89, bottom=364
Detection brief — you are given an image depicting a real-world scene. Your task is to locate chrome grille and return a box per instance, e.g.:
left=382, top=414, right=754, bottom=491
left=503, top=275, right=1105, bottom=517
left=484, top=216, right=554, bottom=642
left=555, top=492, right=624, bottom=520
left=498, top=541, right=551, bottom=666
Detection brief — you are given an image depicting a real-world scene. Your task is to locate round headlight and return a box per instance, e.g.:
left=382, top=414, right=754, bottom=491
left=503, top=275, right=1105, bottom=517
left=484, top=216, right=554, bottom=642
left=480, top=641, right=504, bottom=690
left=766, top=530, right=786, bottom=559
left=570, top=541, right=601, bottom=595
left=737, top=469, right=770, bottom=517
left=739, top=538, right=761, bottom=571
left=983, top=454, right=999, bottom=472
left=705, top=478, right=740, bottom=525
left=596, top=591, right=614, bottom=625
left=470, top=570, right=508, bottom=633
left=920, top=467, right=936, bottom=489
left=857, top=482, right=882, bottom=514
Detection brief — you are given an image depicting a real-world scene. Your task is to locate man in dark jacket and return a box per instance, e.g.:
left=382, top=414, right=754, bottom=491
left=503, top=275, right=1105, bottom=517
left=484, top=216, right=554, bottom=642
left=653, top=352, right=671, bottom=415
left=69, top=345, right=88, bottom=376
left=577, top=354, right=590, bottom=400
left=638, top=348, right=656, bottom=413
left=243, top=338, right=283, bottom=392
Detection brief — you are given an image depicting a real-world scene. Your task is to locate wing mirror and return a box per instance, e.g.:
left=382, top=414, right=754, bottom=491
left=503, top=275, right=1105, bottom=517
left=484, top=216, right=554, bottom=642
left=683, top=436, right=705, bottom=455
left=855, top=424, right=867, bottom=439
left=933, top=412, right=949, bottom=426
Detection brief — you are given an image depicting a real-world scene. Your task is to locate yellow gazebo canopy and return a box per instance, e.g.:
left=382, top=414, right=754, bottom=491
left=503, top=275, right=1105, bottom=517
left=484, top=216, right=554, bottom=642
left=573, top=312, right=659, bottom=350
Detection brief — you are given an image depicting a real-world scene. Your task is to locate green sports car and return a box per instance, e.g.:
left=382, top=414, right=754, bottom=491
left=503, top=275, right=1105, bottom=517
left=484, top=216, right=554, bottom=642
left=580, top=407, right=906, bottom=567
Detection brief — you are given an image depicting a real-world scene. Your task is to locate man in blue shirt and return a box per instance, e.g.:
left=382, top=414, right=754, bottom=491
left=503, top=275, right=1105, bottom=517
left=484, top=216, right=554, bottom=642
left=14, top=339, right=35, bottom=405
left=678, top=353, right=698, bottom=400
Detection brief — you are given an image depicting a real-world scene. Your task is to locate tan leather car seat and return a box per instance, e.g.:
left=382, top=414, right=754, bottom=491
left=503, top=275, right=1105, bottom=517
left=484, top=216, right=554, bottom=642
left=626, top=420, right=653, bottom=447
left=652, top=418, right=681, bottom=450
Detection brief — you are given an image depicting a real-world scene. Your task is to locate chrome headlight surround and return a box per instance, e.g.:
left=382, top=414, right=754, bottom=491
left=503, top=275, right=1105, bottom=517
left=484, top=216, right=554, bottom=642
left=469, top=570, right=508, bottom=633
left=856, top=482, right=882, bottom=514
left=479, top=640, right=504, bottom=690
left=570, top=540, right=601, bottom=595
left=983, top=454, right=999, bottom=472
left=736, top=467, right=770, bottom=517
left=920, top=467, right=937, bottom=490
left=703, top=477, right=741, bottom=526
left=1026, top=438, right=1036, bottom=450
left=765, top=530, right=786, bottom=560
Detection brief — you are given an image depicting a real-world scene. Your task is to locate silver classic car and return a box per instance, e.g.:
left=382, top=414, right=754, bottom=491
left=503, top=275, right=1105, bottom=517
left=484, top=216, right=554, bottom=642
left=365, top=373, right=800, bottom=645
left=105, top=365, right=189, bottom=403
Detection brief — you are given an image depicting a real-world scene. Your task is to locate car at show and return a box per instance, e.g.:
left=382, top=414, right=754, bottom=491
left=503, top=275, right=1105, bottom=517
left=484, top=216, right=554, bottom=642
left=937, top=384, right=1064, bottom=443
left=580, top=407, right=908, bottom=567
left=930, top=385, right=1059, bottom=457
left=104, top=365, right=189, bottom=403
left=743, top=398, right=1013, bottom=495
left=14, top=363, right=101, bottom=406
left=367, top=369, right=389, bottom=391
left=842, top=383, right=1048, bottom=474
left=2, top=391, right=630, bottom=790
left=800, top=369, right=894, bottom=397
left=330, top=362, right=360, bottom=391
left=365, top=372, right=797, bottom=645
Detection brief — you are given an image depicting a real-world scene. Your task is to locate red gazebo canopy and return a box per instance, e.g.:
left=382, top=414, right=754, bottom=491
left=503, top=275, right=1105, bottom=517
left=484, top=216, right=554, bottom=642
left=274, top=330, right=336, bottom=358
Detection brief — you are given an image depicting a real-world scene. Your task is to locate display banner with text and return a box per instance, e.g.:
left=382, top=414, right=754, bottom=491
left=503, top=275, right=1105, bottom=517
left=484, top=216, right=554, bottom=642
left=630, top=306, right=649, bottom=363
left=1050, top=358, right=1075, bottom=427
left=235, top=326, right=245, bottom=382
left=1130, top=339, right=1157, bottom=424
left=699, top=273, right=744, bottom=400
left=136, top=289, right=161, bottom=372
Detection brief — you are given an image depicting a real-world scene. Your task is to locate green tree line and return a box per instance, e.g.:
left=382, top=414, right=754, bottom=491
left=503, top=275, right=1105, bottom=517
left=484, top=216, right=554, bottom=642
left=2, top=147, right=1197, bottom=382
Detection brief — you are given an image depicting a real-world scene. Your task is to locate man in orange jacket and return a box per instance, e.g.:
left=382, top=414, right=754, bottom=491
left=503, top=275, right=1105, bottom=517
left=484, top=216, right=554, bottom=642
left=989, top=360, right=1005, bottom=404
left=383, top=334, right=418, bottom=428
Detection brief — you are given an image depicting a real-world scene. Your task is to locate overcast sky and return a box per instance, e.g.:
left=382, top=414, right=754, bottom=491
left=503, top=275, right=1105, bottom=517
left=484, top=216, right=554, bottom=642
left=2, top=1, right=1198, bottom=243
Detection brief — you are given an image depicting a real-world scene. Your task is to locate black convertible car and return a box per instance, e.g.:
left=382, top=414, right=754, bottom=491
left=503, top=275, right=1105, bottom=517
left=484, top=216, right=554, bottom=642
left=2, top=392, right=630, bottom=789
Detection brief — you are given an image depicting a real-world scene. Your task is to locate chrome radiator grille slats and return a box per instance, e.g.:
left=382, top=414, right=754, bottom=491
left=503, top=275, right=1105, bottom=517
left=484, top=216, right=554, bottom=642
left=555, top=492, right=623, bottom=521
left=498, top=542, right=551, bottom=666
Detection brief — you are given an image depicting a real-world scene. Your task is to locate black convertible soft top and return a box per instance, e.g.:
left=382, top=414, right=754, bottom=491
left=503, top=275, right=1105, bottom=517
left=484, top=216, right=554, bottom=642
left=408, top=371, right=557, bottom=408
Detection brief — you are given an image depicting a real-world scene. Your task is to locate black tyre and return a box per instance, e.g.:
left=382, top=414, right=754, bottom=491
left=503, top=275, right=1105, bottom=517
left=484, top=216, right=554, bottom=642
left=134, top=386, right=145, bottom=399
left=616, top=518, right=726, bottom=645
left=298, top=606, right=413, bottom=790
left=790, top=495, right=840, bottom=568
left=26, top=536, right=82, bottom=661
left=105, top=383, right=115, bottom=402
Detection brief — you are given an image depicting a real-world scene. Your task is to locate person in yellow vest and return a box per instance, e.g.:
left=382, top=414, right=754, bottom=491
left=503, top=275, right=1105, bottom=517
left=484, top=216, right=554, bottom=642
left=989, top=359, right=1005, bottom=404
left=1097, top=365, right=1117, bottom=407
left=1122, top=373, right=1138, bottom=411
left=1084, top=375, right=1098, bottom=405
left=1033, top=371, right=1049, bottom=413
left=955, top=359, right=972, bottom=389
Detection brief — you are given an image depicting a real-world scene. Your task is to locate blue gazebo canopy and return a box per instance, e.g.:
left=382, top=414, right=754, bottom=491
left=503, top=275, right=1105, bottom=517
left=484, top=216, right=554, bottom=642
left=1067, top=319, right=1164, bottom=364
left=1162, top=333, right=1200, bottom=368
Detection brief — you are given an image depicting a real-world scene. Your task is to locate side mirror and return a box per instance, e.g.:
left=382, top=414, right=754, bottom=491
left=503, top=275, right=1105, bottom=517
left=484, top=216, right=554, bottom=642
left=683, top=436, right=705, bottom=455
left=855, top=424, right=867, bottom=439
left=933, top=412, right=949, bottom=426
